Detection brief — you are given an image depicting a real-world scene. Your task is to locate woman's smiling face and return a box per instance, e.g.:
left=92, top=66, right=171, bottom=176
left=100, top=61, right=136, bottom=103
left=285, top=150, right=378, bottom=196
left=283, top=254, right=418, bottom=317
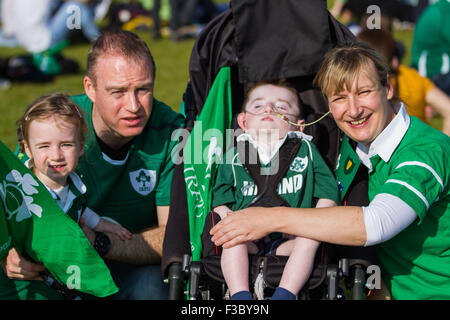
left=327, top=60, right=395, bottom=149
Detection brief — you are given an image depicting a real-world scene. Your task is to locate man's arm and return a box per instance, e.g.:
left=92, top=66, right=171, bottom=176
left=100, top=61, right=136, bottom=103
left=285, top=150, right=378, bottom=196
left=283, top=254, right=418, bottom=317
left=82, top=206, right=169, bottom=265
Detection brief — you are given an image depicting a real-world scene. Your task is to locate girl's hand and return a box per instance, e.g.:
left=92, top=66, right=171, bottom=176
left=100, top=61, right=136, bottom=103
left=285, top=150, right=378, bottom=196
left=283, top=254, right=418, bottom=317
left=1, top=248, right=44, bottom=281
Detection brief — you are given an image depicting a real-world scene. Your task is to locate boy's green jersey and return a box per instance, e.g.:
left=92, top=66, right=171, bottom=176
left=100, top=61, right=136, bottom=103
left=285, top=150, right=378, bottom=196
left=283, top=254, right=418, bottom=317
left=212, top=133, right=340, bottom=210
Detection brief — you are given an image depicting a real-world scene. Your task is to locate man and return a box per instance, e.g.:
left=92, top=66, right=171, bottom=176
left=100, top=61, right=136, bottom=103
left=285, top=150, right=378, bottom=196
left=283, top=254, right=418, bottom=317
left=2, top=30, right=185, bottom=299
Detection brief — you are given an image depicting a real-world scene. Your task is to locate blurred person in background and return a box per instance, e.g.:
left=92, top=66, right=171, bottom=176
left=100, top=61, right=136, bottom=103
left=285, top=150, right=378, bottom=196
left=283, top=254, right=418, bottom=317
left=357, top=28, right=450, bottom=136
left=1, top=0, right=100, bottom=75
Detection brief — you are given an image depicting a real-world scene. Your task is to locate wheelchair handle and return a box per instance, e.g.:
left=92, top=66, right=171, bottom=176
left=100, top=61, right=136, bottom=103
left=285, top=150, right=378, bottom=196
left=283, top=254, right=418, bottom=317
left=167, top=263, right=184, bottom=300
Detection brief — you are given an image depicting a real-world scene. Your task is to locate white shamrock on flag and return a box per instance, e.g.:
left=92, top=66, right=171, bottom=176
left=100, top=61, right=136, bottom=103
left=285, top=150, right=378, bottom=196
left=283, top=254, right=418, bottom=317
left=205, top=137, right=222, bottom=176
left=0, top=170, right=42, bottom=222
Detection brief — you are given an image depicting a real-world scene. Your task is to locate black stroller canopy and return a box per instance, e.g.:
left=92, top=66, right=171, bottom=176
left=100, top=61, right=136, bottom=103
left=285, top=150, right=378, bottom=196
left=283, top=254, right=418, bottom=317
left=189, top=0, right=355, bottom=115
left=232, top=0, right=332, bottom=82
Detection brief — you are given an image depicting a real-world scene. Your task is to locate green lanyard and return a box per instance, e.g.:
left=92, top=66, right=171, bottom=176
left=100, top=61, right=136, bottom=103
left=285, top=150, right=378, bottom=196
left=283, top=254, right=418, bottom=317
left=334, top=135, right=361, bottom=201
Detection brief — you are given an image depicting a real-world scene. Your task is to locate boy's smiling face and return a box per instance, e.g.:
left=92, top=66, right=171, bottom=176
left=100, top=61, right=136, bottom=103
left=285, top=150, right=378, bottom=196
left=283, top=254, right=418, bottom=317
left=237, top=84, right=304, bottom=141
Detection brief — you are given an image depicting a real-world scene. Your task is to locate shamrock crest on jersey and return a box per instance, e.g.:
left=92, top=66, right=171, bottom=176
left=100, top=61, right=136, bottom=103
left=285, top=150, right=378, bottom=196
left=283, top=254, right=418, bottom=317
left=289, top=156, right=308, bottom=173
left=129, top=169, right=156, bottom=196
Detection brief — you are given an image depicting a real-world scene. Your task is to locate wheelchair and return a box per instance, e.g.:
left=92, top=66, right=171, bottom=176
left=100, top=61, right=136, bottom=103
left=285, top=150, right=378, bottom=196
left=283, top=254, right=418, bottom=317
left=162, top=0, right=376, bottom=300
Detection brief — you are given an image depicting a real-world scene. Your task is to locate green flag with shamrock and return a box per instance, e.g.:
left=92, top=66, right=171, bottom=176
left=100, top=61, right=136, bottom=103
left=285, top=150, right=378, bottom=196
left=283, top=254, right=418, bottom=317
left=0, top=141, right=118, bottom=298
left=183, top=67, right=233, bottom=261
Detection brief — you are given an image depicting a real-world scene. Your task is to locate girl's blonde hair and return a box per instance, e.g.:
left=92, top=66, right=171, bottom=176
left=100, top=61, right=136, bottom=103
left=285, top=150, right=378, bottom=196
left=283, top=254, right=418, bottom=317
left=17, top=93, right=88, bottom=153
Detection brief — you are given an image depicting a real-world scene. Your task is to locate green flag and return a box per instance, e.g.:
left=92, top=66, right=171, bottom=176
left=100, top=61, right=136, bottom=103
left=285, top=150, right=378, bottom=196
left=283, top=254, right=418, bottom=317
left=183, top=67, right=233, bottom=261
left=0, top=141, right=118, bottom=298
left=334, top=135, right=361, bottom=201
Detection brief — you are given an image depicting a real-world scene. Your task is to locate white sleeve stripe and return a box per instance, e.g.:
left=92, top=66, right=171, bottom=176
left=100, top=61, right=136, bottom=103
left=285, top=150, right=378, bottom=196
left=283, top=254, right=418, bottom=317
left=395, top=161, right=444, bottom=191
left=385, top=179, right=429, bottom=209
left=304, top=139, right=313, bottom=161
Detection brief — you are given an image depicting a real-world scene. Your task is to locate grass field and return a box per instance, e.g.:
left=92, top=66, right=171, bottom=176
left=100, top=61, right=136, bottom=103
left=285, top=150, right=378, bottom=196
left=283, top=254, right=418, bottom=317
left=0, top=1, right=441, bottom=151
left=0, top=33, right=195, bottom=151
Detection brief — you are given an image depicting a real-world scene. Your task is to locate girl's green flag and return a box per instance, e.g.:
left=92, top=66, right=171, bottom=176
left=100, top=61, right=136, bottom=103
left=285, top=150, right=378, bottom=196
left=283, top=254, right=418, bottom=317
left=183, top=67, right=233, bottom=261
left=0, top=141, right=118, bottom=298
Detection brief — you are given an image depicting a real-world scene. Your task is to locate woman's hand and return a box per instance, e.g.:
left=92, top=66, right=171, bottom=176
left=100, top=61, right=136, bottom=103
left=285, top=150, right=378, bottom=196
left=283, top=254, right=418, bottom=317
left=210, top=207, right=274, bottom=248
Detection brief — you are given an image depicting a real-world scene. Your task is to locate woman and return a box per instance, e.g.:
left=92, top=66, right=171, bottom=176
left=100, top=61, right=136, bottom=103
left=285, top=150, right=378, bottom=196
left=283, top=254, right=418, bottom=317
left=210, top=42, right=450, bottom=300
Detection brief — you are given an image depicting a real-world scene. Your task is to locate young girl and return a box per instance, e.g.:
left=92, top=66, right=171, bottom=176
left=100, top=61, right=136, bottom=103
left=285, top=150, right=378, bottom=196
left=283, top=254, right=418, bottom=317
left=17, top=93, right=132, bottom=241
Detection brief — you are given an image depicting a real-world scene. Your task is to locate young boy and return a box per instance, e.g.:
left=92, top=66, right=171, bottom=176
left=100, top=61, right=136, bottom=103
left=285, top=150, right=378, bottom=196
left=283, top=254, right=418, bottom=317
left=210, top=79, right=340, bottom=300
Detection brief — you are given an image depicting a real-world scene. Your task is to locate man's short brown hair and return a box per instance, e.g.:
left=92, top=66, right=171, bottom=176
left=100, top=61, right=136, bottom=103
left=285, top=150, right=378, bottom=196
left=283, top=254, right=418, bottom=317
left=86, top=29, right=156, bottom=85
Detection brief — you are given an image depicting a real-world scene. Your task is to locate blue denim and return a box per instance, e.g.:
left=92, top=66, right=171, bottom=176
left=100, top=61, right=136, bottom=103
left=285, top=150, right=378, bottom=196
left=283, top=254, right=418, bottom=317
left=107, top=263, right=169, bottom=300
left=49, top=1, right=99, bottom=47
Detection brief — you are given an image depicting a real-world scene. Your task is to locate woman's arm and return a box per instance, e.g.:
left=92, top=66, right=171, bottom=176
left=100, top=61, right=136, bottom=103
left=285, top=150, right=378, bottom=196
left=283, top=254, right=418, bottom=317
left=211, top=193, right=419, bottom=249
left=211, top=205, right=367, bottom=248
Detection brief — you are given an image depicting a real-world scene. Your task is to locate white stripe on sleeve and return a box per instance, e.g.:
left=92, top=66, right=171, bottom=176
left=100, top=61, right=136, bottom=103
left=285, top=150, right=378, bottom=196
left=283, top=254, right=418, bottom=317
left=385, top=179, right=429, bottom=209
left=395, top=161, right=444, bottom=191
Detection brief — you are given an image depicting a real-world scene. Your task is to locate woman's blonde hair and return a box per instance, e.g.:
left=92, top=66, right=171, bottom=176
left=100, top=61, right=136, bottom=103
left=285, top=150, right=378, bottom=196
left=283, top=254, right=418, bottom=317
left=17, top=93, right=88, bottom=153
left=313, top=42, right=391, bottom=98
